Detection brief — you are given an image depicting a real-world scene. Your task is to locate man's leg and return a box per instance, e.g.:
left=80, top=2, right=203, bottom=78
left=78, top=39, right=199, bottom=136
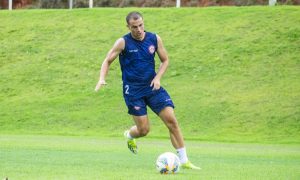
left=159, top=106, right=201, bottom=170
left=158, top=107, right=184, bottom=149
left=129, top=115, right=150, bottom=138
left=124, top=115, right=150, bottom=154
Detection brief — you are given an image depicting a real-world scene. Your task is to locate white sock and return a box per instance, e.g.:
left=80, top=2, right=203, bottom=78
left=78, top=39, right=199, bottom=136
left=177, top=147, right=188, bottom=164
left=126, top=131, right=133, bottom=140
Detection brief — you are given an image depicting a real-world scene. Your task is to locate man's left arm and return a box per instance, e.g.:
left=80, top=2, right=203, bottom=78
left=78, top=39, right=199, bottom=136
left=151, top=34, right=169, bottom=90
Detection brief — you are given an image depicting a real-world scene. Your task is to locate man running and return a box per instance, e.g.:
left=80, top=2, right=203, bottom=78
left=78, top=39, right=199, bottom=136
left=95, top=11, right=200, bottom=170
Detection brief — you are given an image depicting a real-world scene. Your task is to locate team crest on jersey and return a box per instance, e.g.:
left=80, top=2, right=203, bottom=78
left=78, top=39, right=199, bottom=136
left=148, top=45, right=155, bottom=54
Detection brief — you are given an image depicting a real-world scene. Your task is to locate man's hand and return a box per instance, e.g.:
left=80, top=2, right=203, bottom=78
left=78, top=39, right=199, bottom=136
left=95, top=80, right=107, bottom=92
left=150, top=77, right=160, bottom=91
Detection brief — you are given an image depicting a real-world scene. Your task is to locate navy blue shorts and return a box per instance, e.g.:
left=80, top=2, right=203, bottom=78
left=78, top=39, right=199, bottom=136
left=123, top=85, right=175, bottom=116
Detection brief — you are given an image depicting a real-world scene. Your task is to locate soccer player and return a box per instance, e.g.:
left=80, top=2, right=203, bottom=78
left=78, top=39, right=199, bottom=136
left=95, top=11, right=200, bottom=170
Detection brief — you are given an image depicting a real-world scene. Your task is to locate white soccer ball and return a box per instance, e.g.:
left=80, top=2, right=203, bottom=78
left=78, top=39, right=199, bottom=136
left=156, top=152, right=180, bottom=174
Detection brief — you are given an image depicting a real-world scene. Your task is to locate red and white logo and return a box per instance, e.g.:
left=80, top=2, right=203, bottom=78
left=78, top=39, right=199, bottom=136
left=148, top=45, right=155, bottom=54
left=134, top=106, right=141, bottom=111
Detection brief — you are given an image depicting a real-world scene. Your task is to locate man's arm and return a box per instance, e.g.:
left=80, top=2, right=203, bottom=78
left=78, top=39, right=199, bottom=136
left=150, top=34, right=169, bottom=90
left=95, top=38, right=125, bottom=92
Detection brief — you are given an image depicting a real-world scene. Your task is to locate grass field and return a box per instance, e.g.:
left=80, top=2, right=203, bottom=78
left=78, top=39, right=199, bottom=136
left=0, top=7, right=300, bottom=143
left=0, top=6, right=299, bottom=143
left=1, top=135, right=300, bottom=180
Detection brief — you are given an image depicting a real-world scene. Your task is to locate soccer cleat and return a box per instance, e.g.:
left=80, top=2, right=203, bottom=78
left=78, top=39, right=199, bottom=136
left=181, top=161, right=201, bottom=170
left=124, top=130, right=138, bottom=154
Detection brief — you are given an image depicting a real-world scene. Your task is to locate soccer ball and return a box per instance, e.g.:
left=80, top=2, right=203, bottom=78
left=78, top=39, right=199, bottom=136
left=156, top=152, right=180, bottom=174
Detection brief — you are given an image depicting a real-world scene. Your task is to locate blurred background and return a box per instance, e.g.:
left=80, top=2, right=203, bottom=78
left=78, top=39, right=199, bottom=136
left=1, top=0, right=299, bottom=10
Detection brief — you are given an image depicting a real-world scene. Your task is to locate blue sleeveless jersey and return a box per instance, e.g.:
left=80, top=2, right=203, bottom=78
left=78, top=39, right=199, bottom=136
left=119, top=32, right=158, bottom=86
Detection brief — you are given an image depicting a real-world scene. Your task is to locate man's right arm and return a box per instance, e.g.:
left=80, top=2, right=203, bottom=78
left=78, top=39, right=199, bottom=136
left=95, top=38, right=125, bottom=92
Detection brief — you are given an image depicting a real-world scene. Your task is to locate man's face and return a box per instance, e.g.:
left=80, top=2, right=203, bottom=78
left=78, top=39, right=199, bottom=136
left=127, top=17, right=145, bottom=40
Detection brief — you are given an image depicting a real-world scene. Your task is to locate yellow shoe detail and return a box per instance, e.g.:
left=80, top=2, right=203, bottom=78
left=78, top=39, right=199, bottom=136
left=124, top=130, right=138, bottom=154
left=181, top=161, right=201, bottom=170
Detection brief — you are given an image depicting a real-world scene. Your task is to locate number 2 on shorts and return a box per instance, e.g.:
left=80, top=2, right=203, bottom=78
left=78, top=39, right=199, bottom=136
left=125, top=85, right=129, bottom=95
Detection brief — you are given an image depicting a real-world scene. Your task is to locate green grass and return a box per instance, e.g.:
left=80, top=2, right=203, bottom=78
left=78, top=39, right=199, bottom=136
left=0, top=7, right=299, bottom=143
left=1, top=135, right=299, bottom=179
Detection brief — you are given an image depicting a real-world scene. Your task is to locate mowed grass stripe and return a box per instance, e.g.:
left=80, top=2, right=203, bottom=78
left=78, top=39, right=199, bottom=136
left=1, top=135, right=299, bottom=179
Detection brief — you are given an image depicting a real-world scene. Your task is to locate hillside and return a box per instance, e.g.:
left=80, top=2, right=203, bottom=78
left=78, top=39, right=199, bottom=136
left=0, top=7, right=299, bottom=143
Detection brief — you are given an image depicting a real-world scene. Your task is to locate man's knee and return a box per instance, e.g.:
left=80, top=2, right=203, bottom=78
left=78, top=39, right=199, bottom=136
left=161, top=115, right=180, bottom=132
left=169, top=120, right=179, bottom=130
